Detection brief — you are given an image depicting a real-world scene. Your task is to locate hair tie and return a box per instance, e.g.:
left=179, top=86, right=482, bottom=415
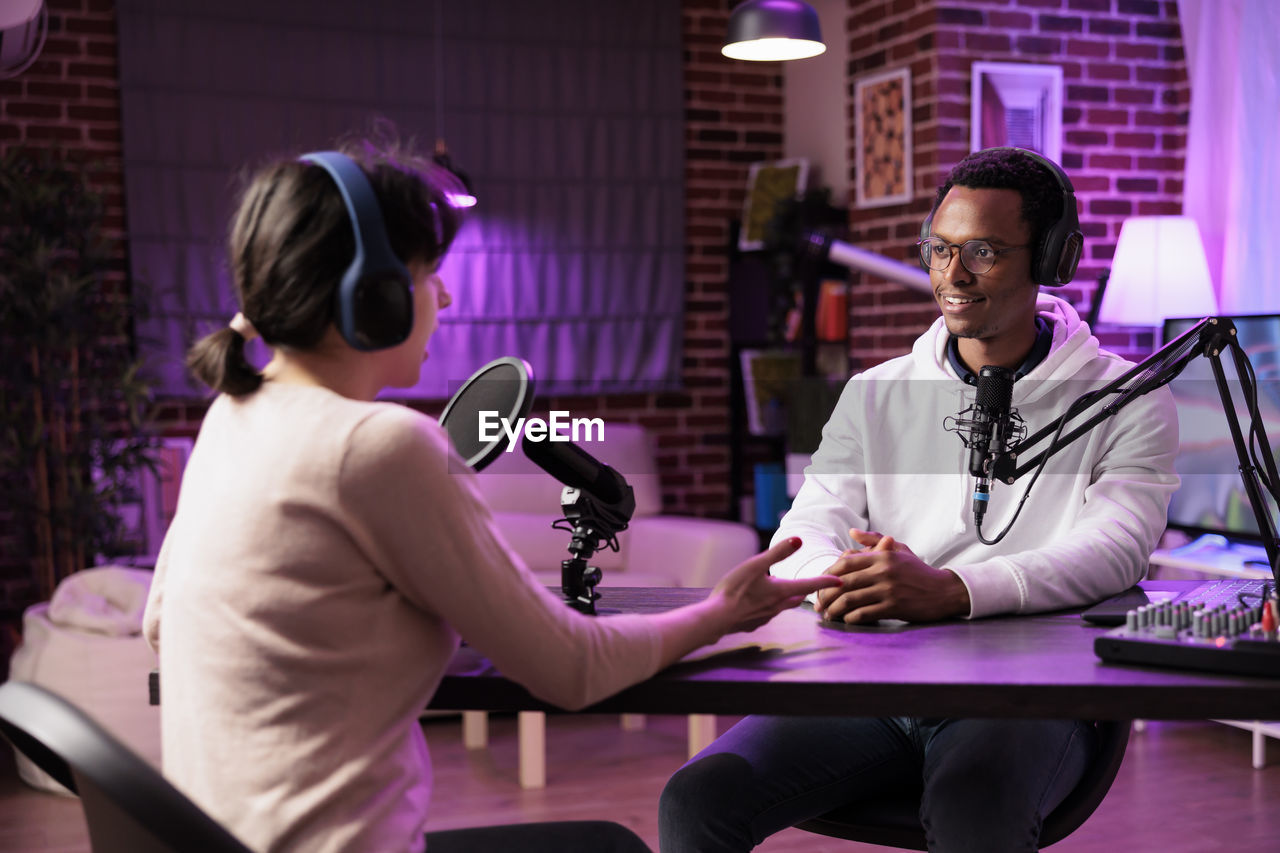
left=229, top=312, right=260, bottom=341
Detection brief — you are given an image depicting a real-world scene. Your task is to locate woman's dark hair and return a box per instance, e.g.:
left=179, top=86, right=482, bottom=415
left=187, top=132, right=464, bottom=396
left=930, top=147, right=1065, bottom=254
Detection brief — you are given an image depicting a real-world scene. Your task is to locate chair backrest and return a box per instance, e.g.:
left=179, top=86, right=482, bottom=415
left=0, top=681, right=252, bottom=853
left=795, top=720, right=1131, bottom=849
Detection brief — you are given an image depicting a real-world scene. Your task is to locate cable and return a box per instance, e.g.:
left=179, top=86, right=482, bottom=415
left=977, top=385, right=1112, bottom=545
left=976, top=335, right=1204, bottom=546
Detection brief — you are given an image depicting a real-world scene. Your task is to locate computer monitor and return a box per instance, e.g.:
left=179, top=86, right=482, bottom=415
left=1162, top=314, right=1280, bottom=543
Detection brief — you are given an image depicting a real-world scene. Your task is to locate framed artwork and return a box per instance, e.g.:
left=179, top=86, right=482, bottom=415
left=971, top=61, right=1063, bottom=163
left=739, top=158, right=809, bottom=251
left=854, top=66, right=913, bottom=209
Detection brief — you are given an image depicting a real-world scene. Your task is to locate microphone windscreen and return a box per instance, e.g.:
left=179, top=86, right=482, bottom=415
left=968, top=365, right=1016, bottom=479
left=438, top=357, right=534, bottom=472
left=975, top=365, right=1015, bottom=413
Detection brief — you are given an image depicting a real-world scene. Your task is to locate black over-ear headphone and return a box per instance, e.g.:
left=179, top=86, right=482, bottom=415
left=299, top=151, right=414, bottom=351
left=919, top=147, right=1083, bottom=287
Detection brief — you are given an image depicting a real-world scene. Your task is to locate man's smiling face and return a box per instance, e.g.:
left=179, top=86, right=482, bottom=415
left=927, top=185, right=1040, bottom=350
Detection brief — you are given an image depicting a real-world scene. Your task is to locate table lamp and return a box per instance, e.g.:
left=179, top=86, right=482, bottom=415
left=1098, top=215, right=1218, bottom=326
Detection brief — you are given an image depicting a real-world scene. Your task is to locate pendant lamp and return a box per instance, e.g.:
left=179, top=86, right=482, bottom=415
left=0, top=0, right=47, bottom=79
left=722, top=0, right=826, bottom=62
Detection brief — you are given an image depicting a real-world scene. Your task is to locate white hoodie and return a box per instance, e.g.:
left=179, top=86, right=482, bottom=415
left=770, top=294, right=1180, bottom=618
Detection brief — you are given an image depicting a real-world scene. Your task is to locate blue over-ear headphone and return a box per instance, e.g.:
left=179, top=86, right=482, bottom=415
left=299, top=151, right=413, bottom=351
left=920, top=147, right=1083, bottom=287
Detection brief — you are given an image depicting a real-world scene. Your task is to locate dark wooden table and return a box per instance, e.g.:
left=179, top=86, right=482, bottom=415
left=429, top=582, right=1280, bottom=720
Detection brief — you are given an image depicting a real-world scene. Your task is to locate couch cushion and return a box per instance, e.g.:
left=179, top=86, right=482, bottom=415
left=474, top=422, right=663, bottom=517
left=9, top=567, right=161, bottom=794
left=47, top=565, right=152, bottom=636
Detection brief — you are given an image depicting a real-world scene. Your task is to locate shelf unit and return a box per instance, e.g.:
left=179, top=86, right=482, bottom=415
left=725, top=215, right=848, bottom=541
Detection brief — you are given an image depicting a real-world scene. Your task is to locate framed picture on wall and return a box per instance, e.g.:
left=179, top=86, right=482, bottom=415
left=853, top=66, right=913, bottom=209
left=740, top=158, right=809, bottom=251
left=971, top=61, right=1063, bottom=164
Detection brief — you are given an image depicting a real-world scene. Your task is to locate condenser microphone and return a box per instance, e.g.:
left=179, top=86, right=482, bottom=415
left=968, top=365, right=1016, bottom=525
left=521, top=434, right=630, bottom=507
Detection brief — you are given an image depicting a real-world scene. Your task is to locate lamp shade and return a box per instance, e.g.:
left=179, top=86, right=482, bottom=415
left=722, top=0, right=825, bottom=61
left=0, top=0, right=46, bottom=79
left=1099, top=216, right=1218, bottom=326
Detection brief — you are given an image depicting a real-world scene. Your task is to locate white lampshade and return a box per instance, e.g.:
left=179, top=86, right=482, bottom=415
left=1100, top=216, right=1218, bottom=325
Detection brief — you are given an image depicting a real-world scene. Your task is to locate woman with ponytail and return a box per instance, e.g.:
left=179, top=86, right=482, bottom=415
left=141, top=133, right=839, bottom=853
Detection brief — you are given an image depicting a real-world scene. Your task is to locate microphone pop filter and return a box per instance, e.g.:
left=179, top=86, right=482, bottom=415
left=438, top=357, right=535, bottom=472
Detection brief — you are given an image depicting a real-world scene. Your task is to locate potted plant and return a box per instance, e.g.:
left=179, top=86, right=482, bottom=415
left=0, top=147, right=156, bottom=607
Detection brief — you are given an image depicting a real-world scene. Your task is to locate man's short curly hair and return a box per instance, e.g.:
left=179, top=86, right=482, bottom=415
left=930, top=148, right=1066, bottom=251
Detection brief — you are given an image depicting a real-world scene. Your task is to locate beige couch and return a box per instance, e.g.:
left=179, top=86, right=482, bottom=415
left=474, top=422, right=760, bottom=590
left=7, top=566, right=160, bottom=794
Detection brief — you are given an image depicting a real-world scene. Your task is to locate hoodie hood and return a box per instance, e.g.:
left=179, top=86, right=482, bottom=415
left=911, top=293, right=1118, bottom=405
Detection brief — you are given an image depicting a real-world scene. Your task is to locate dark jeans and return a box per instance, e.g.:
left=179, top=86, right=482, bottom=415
left=658, top=716, right=1096, bottom=853
left=426, top=820, right=651, bottom=852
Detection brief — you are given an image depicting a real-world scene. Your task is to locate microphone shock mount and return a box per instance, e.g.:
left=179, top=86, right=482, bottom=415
left=552, top=486, right=634, bottom=615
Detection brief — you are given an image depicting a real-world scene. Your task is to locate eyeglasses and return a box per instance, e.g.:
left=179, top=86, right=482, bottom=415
left=917, top=238, right=1030, bottom=275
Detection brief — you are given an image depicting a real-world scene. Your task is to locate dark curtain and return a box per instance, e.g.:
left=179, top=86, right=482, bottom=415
left=117, top=0, right=684, bottom=398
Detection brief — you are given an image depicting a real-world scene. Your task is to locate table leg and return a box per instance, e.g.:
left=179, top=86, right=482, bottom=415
left=461, top=711, right=488, bottom=749
left=518, top=711, right=546, bottom=790
left=687, top=713, right=716, bottom=759
left=620, top=713, right=646, bottom=731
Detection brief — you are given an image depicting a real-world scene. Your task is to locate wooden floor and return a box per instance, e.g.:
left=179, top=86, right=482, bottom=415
left=2, top=714, right=1279, bottom=852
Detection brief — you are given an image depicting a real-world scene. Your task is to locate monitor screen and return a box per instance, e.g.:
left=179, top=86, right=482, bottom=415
left=1162, top=314, right=1280, bottom=543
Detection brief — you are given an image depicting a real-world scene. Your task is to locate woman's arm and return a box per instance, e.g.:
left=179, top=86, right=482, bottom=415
left=644, top=538, right=843, bottom=667
left=340, top=408, right=839, bottom=710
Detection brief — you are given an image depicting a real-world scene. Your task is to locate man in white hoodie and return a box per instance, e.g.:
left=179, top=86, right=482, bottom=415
left=659, top=148, right=1180, bottom=853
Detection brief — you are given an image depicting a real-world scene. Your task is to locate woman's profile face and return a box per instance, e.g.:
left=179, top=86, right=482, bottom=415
left=385, top=258, right=451, bottom=388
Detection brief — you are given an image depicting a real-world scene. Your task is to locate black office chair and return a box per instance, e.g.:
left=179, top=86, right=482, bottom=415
left=0, top=680, right=252, bottom=853
left=795, top=720, right=1130, bottom=849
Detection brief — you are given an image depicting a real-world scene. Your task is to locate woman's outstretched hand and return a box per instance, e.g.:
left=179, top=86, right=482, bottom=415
left=709, top=538, right=844, bottom=634
left=652, top=538, right=843, bottom=668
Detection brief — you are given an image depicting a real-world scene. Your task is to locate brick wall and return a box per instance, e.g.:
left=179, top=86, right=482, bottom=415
left=842, top=0, right=1187, bottom=368
left=680, top=0, right=787, bottom=516
left=0, top=0, right=122, bottom=217
left=843, top=0, right=944, bottom=367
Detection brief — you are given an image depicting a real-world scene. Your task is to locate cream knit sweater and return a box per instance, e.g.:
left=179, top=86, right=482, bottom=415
left=143, top=382, right=661, bottom=852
